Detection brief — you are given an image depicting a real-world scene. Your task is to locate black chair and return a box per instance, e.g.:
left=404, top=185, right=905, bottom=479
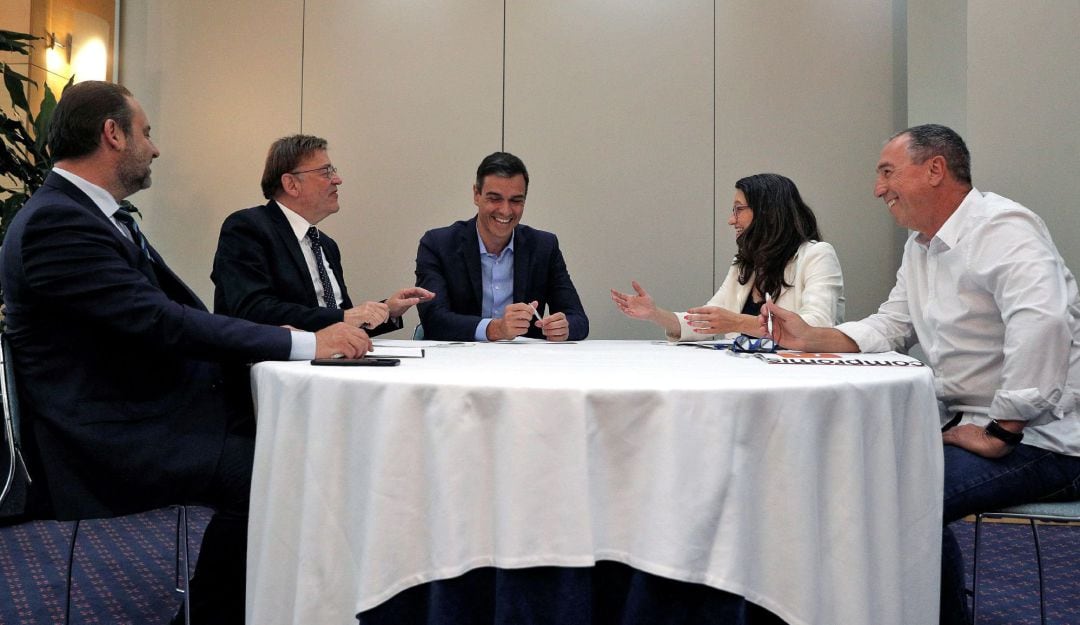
left=1, top=333, right=192, bottom=625
left=971, top=501, right=1080, bottom=624
left=0, top=333, right=32, bottom=517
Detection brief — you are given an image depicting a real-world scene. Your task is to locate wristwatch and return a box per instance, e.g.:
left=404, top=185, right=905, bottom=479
left=984, top=419, right=1024, bottom=446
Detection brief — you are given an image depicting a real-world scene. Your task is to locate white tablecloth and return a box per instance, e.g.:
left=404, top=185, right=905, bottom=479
left=246, top=340, right=943, bottom=625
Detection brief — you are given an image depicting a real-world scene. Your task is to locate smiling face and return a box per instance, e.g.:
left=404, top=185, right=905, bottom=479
left=874, top=133, right=934, bottom=233
left=474, top=173, right=526, bottom=254
left=728, top=189, right=754, bottom=238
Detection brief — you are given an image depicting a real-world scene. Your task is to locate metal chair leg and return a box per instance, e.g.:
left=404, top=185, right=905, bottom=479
left=1029, top=519, right=1046, bottom=625
left=65, top=519, right=82, bottom=625
left=175, top=505, right=191, bottom=625
left=971, top=514, right=984, bottom=624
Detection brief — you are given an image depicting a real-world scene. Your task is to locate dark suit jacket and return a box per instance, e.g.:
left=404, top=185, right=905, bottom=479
left=211, top=201, right=401, bottom=335
left=0, top=172, right=291, bottom=520
left=415, top=217, right=588, bottom=341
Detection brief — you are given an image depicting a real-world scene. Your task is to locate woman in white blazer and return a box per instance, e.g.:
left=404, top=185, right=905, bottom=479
left=612, top=173, right=844, bottom=341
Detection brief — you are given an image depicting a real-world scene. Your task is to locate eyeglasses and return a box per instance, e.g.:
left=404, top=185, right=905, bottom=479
left=732, top=334, right=776, bottom=353
left=289, top=164, right=338, bottom=180
left=732, top=204, right=752, bottom=217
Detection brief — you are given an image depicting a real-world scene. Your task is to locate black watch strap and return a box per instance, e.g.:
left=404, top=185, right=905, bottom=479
left=985, top=420, right=1024, bottom=446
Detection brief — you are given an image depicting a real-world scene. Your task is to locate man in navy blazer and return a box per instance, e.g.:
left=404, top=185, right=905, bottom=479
left=415, top=152, right=588, bottom=341
left=212, top=135, right=432, bottom=333
left=0, top=82, right=368, bottom=624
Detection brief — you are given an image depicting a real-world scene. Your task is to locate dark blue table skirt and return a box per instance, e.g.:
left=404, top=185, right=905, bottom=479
left=356, top=561, right=789, bottom=625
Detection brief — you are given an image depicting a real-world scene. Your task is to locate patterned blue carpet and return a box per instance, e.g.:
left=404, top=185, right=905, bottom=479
left=0, top=507, right=210, bottom=625
left=0, top=512, right=1077, bottom=624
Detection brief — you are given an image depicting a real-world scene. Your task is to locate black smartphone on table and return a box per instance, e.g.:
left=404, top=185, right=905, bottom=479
left=310, top=357, right=401, bottom=366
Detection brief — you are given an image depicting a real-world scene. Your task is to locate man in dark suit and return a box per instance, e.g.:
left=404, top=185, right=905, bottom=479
left=211, top=135, right=432, bottom=333
left=0, top=82, right=369, bottom=624
left=415, top=152, right=588, bottom=341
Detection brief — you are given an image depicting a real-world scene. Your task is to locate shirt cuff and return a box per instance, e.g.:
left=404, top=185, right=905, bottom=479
left=834, top=321, right=890, bottom=353
left=288, top=331, right=317, bottom=360
left=475, top=319, right=492, bottom=342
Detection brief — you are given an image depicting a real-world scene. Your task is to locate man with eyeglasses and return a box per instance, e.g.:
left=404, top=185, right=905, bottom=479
left=764, top=124, right=1080, bottom=625
left=0, top=82, right=370, bottom=625
left=415, top=151, right=589, bottom=341
left=212, top=134, right=433, bottom=334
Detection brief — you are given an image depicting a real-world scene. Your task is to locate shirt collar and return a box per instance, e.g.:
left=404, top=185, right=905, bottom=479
left=276, top=200, right=316, bottom=242
left=52, top=166, right=122, bottom=219
left=923, top=187, right=981, bottom=250
left=477, top=226, right=515, bottom=257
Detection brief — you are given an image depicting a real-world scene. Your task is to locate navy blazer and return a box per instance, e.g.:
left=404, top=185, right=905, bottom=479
left=211, top=200, right=400, bottom=335
left=415, top=217, right=588, bottom=341
left=0, top=172, right=291, bottom=520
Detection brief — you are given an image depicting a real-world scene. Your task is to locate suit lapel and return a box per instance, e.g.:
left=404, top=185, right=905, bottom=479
left=459, top=219, right=483, bottom=310
left=147, top=249, right=205, bottom=309
left=512, top=226, right=529, bottom=304
left=46, top=173, right=206, bottom=310
left=732, top=277, right=754, bottom=311
left=265, top=201, right=320, bottom=307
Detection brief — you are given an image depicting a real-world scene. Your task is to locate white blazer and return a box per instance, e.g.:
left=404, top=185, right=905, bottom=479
left=674, top=240, right=845, bottom=340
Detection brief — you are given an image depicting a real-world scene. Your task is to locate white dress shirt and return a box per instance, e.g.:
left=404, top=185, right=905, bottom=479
left=276, top=201, right=344, bottom=308
left=838, top=188, right=1080, bottom=455
left=52, top=167, right=127, bottom=236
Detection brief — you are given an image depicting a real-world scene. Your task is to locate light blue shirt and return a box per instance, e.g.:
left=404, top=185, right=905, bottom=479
left=474, top=230, right=515, bottom=341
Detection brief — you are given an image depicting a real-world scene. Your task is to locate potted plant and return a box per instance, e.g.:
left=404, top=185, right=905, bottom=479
left=2, top=28, right=70, bottom=243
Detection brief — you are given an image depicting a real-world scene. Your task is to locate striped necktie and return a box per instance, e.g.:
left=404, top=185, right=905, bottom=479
left=114, top=202, right=152, bottom=262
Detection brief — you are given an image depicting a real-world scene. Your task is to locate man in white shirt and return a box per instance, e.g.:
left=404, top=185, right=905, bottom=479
left=763, top=124, right=1080, bottom=625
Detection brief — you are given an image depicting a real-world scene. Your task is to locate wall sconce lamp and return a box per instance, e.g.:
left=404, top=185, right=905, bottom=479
left=46, top=32, right=72, bottom=64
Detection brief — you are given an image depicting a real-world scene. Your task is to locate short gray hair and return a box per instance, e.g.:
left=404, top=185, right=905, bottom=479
left=892, top=124, right=971, bottom=185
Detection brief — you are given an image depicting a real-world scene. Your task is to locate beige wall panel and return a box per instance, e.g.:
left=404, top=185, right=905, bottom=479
left=505, top=0, right=715, bottom=339
left=966, top=1, right=1080, bottom=279
left=906, top=0, right=966, bottom=134
left=119, top=0, right=303, bottom=303
left=300, top=0, right=503, bottom=335
left=716, top=0, right=900, bottom=322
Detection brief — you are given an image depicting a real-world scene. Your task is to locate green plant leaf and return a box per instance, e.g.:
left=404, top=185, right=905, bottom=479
left=33, top=80, right=63, bottom=154
left=0, top=30, right=38, bottom=55
left=2, top=65, right=34, bottom=115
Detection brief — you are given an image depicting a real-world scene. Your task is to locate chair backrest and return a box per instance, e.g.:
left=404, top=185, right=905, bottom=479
left=1, top=332, right=32, bottom=513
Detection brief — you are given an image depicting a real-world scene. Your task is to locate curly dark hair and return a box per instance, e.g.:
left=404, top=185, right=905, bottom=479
left=733, top=173, right=822, bottom=300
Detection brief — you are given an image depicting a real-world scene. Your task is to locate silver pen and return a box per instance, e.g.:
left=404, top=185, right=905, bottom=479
left=765, top=292, right=774, bottom=337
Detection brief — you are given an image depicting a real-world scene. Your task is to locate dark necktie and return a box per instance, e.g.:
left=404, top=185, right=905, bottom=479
left=114, top=202, right=152, bottom=262
left=306, top=226, right=338, bottom=309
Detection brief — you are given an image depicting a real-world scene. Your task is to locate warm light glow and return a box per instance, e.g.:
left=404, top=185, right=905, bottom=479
left=45, top=46, right=68, bottom=74
left=72, top=37, right=108, bottom=82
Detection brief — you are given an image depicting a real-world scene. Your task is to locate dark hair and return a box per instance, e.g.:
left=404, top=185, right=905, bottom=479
left=261, top=135, right=329, bottom=199
left=892, top=123, right=972, bottom=185
left=48, top=81, right=134, bottom=161
left=475, top=152, right=529, bottom=192
left=733, top=173, right=823, bottom=300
